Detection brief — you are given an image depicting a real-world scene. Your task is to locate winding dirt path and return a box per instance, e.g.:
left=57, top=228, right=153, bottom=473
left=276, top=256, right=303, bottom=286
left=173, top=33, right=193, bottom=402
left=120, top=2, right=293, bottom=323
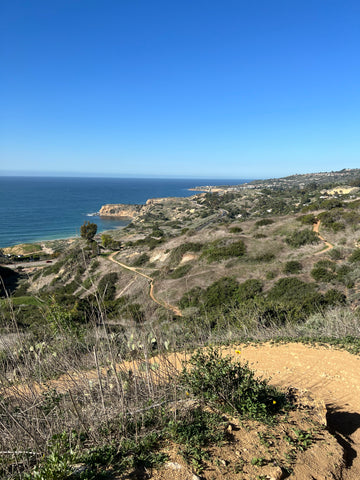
left=230, top=343, right=360, bottom=480
left=108, top=252, right=182, bottom=316
left=313, top=219, right=334, bottom=254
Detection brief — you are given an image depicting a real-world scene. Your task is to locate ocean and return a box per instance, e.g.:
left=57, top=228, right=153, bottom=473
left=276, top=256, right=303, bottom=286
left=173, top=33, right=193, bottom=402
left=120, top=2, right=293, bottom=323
left=0, top=177, right=250, bottom=248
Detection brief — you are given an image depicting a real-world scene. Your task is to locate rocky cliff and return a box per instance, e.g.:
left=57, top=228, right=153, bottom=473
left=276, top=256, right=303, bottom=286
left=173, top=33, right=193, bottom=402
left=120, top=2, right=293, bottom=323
left=99, top=204, right=143, bottom=218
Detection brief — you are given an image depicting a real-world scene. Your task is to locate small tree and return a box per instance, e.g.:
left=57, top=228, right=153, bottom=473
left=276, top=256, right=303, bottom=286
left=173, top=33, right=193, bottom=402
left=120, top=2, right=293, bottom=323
left=101, top=233, right=121, bottom=250
left=80, top=221, right=97, bottom=242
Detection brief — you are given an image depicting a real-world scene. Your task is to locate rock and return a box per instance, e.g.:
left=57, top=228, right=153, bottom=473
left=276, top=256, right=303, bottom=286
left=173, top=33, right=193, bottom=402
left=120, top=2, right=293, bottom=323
left=165, top=461, right=182, bottom=470
left=265, top=466, right=285, bottom=480
left=99, top=203, right=142, bottom=218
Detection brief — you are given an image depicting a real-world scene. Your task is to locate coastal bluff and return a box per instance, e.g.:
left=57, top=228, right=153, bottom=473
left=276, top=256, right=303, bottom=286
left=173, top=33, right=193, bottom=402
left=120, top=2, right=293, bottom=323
left=99, top=204, right=143, bottom=218
left=99, top=195, right=200, bottom=222
left=98, top=198, right=179, bottom=218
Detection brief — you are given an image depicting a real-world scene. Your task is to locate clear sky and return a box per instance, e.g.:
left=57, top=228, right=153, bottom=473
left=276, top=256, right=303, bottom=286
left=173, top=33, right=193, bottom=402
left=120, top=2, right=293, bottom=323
left=1, top=0, right=360, bottom=179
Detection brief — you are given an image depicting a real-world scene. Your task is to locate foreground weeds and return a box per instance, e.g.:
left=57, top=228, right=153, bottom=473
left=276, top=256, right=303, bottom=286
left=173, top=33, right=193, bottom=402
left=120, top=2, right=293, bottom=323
left=0, top=336, right=292, bottom=479
left=0, top=295, right=358, bottom=478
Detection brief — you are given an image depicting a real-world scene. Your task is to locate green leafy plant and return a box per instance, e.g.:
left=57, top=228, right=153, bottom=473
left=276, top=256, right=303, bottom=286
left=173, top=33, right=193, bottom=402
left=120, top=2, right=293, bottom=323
left=284, top=261, right=302, bottom=274
left=181, top=347, right=287, bottom=421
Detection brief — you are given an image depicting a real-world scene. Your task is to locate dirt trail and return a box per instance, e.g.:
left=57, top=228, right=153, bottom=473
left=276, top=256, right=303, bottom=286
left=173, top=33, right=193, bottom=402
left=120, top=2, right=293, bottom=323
left=108, top=252, right=182, bottom=316
left=313, top=219, right=334, bottom=254
left=231, top=343, right=360, bottom=480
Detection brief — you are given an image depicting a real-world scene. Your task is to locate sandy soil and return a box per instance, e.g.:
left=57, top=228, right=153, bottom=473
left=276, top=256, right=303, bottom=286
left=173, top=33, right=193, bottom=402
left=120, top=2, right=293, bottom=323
left=230, top=343, right=360, bottom=480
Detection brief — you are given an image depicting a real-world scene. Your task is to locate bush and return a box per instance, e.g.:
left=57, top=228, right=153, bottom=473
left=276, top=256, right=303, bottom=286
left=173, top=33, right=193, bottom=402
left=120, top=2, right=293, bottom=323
left=203, top=277, right=239, bottom=309
left=201, top=239, right=246, bottom=262
left=132, top=253, right=150, bottom=267
left=179, top=286, right=203, bottom=309
left=323, top=289, right=346, bottom=306
left=268, top=277, right=318, bottom=303
left=229, top=226, right=243, bottom=233
left=311, top=267, right=336, bottom=283
left=169, top=242, right=203, bottom=265
left=97, top=272, right=118, bottom=301
left=285, top=229, right=320, bottom=248
left=318, top=210, right=345, bottom=232
left=297, top=214, right=317, bottom=225
left=252, top=252, right=276, bottom=262
left=101, top=234, right=121, bottom=250
left=255, top=219, right=274, bottom=227
left=170, top=264, right=192, bottom=279
left=237, top=279, right=263, bottom=301
left=267, top=277, right=325, bottom=321
left=284, top=261, right=302, bottom=274
left=125, top=303, right=145, bottom=323
left=320, top=198, right=343, bottom=210
left=349, top=249, right=360, bottom=263
left=181, top=348, right=287, bottom=421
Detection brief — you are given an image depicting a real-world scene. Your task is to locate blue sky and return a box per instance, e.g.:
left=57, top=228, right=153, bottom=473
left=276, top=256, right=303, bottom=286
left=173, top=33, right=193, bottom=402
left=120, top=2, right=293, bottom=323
left=1, top=0, right=360, bottom=179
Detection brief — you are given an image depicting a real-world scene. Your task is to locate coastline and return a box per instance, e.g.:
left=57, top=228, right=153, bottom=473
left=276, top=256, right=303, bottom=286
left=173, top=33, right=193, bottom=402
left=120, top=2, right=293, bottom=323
left=0, top=177, right=251, bottom=250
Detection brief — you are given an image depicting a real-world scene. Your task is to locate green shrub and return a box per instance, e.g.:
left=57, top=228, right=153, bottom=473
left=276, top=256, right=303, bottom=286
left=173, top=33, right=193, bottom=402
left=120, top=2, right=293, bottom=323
left=132, top=253, right=150, bottom=267
left=296, top=214, right=317, bottom=225
left=266, top=277, right=326, bottom=321
left=268, top=277, right=318, bottom=303
left=169, top=242, right=203, bottom=264
left=285, top=229, right=320, bottom=248
left=201, top=239, right=246, bottom=262
left=237, top=279, right=263, bottom=301
left=179, top=286, right=203, bottom=309
left=318, top=210, right=345, bottom=232
left=124, top=303, right=145, bottom=323
left=97, top=272, right=118, bottom=301
left=349, top=249, right=360, bottom=263
left=253, top=233, right=267, bottom=239
left=320, top=198, right=343, bottom=210
left=329, top=248, right=342, bottom=260
left=255, top=219, right=274, bottom=227
left=229, top=226, right=243, bottom=233
left=203, top=277, right=239, bottom=309
left=252, top=252, right=276, bottom=262
left=323, top=289, right=346, bottom=306
left=181, top=348, right=287, bottom=421
left=101, top=234, right=122, bottom=250
left=170, top=264, right=192, bottom=279
left=284, top=261, right=302, bottom=274
left=315, top=259, right=336, bottom=271
left=168, top=408, right=225, bottom=449
left=311, top=267, right=336, bottom=283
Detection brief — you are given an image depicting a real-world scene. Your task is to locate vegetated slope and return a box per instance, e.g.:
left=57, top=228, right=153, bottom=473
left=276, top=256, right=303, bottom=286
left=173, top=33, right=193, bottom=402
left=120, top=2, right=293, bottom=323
left=1, top=175, right=360, bottom=478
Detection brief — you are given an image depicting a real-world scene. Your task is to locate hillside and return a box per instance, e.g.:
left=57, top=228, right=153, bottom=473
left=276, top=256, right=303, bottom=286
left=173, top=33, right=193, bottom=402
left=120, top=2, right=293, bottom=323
left=1, top=170, right=360, bottom=478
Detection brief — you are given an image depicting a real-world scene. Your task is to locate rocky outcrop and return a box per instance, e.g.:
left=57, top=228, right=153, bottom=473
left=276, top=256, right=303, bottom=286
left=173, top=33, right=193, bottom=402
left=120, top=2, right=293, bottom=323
left=145, top=197, right=179, bottom=205
left=99, top=204, right=143, bottom=218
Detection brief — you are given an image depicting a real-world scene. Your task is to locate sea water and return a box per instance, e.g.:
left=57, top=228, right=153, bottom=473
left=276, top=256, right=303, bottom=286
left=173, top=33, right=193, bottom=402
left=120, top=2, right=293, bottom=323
left=0, top=177, right=250, bottom=247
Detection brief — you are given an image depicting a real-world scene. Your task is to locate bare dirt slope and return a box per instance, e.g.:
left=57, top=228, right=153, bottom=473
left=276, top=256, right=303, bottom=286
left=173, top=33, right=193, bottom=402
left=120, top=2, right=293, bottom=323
left=231, top=343, right=360, bottom=480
